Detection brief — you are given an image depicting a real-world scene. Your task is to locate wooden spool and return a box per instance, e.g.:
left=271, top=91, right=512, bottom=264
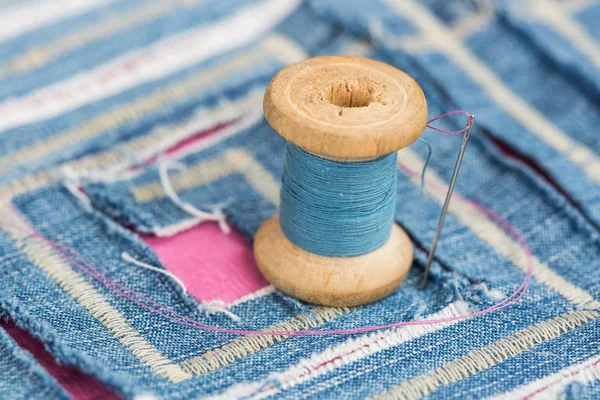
left=253, top=55, right=428, bottom=307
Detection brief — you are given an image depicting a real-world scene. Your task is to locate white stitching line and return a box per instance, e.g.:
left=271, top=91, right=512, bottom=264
left=180, top=307, right=349, bottom=377
left=131, top=147, right=281, bottom=207
left=0, top=33, right=304, bottom=177
left=0, top=0, right=114, bottom=42
left=0, top=89, right=264, bottom=200
left=489, top=353, right=600, bottom=399
left=383, top=0, right=600, bottom=183
left=206, top=301, right=472, bottom=400
left=372, top=310, right=599, bottom=400
left=0, top=0, right=206, bottom=77
left=399, top=148, right=600, bottom=309
left=525, top=0, right=600, bottom=69
left=0, top=0, right=302, bottom=133
left=0, top=205, right=191, bottom=383
left=371, top=4, right=494, bottom=52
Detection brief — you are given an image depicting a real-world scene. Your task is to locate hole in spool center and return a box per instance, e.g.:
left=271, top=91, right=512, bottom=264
left=325, top=80, right=372, bottom=108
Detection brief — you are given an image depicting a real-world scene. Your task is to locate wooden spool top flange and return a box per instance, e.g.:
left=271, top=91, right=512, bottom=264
left=263, top=55, right=428, bottom=160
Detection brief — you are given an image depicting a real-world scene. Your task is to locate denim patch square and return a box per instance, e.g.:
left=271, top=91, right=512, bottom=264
left=0, top=0, right=599, bottom=398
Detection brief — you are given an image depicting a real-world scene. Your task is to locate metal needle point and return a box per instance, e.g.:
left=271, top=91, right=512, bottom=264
left=419, top=115, right=475, bottom=289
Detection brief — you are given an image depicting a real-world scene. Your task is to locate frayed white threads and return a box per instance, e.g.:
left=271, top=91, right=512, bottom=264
left=199, top=300, right=241, bottom=323
left=122, top=252, right=241, bottom=322
left=59, top=166, right=92, bottom=208
left=479, top=282, right=506, bottom=302
left=134, top=394, right=159, bottom=400
left=157, top=155, right=230, bottom=234
left=122, top=252, right=187, bottom=296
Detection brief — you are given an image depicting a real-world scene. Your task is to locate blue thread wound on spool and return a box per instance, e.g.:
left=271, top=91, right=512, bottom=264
left=279, top=143, right=397, bottom=257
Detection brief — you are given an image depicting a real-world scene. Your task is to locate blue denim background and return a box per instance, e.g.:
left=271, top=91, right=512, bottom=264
left=1, top=0, right=599, bottom=399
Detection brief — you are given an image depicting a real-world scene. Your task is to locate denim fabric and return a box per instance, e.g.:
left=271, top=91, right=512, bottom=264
left=308, top=0, right=600, bottom=227
left=86, top=121, right=285, bottom=237
left=0, top=325, right=71, bottom=400
left=564, top=380, right=600, bottom=400
left=497, top=1, right=600, bottom=106
left=0, top=0, right=259, bottom=100
left=1, top=0, right=599, bottom=399
left=0, top=3, right=342, bottom=185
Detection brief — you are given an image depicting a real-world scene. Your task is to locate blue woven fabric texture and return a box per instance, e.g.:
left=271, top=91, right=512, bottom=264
left=0, top=0, right=599, bottom=399
left=0, top=325, right=70, bottom=400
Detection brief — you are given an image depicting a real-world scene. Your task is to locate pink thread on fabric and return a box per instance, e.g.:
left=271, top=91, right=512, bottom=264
left=4, top=190, right=532, bottom=337
left=2, top=111, right=532, bottom=336
left=164, top=121, right=237, bottom=157
left=522, top=357, right=600, bottom=400
left=143, top=224, right=268, bottom=303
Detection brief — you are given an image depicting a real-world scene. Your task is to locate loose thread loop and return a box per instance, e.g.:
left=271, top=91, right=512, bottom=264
left=418, top=110, right=475, bottom=189
left=122, top=252, right=188, bottom=296
left=417, top=138, right=432, bottom=191
left=58, top=166, right=93, bottom=209
left=1, top=187, right=531, bottom=336
left=199, top=300, right=241, bottom=323
left=426, top=110, right=473, bottom=134
left=157, top=154, right=230, bottom=234
left=122, top=252, right=241, bottom=322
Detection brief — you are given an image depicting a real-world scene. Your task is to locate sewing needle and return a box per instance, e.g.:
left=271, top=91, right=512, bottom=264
left=419, top=115, right=475, bottom=289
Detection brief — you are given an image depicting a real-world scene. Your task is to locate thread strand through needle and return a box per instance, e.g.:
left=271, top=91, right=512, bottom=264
left=419, top=114, right=475, bottom=289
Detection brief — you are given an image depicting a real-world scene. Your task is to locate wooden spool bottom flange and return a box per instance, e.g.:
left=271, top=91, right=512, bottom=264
left=254, top=215, right=414, bottom=307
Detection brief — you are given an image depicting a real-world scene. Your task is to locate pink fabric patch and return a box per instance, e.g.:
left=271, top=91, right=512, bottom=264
left=5, top=121, right=266, bottom=398
left=0, top=224, right=262, bottom=400
left=139, top=119, right=269, bottom=302
left=143, top=223, right=268, bottom=303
